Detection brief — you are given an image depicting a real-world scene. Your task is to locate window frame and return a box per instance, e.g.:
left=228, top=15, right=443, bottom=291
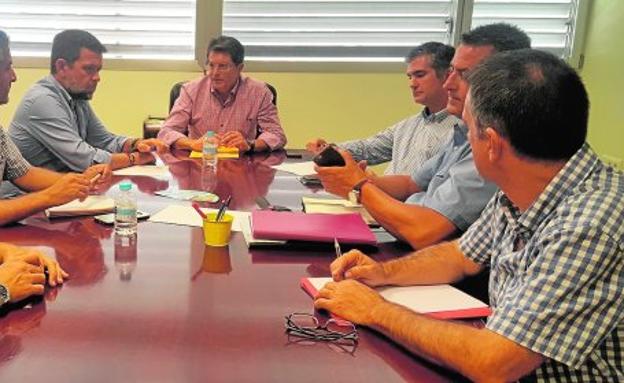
left=10, top=0, right=590, bottom=73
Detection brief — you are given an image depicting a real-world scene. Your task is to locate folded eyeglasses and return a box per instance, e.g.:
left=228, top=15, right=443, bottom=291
left=284, top=312, right=358, bottom=343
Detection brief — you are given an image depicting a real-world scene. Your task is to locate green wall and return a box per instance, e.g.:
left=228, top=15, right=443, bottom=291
left=1, top=0, right=621, bottom=165
left=0, top=68, right=416, bottom=151
left=580, top=0, right=624, bottom=165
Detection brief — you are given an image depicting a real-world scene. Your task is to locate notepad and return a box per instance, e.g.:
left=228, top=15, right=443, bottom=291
left=251, top=210, right=376, bottom=245
left=45, top=195, right=115, bottom=218
left=302, top=277, right=491, bottom=320
left=302, top=196, right=377, bottom=225
left=189, top=147, right=240, bottom=159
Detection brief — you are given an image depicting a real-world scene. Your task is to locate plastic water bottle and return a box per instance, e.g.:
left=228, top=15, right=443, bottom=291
left=203, top=131, right=218, bottom=166
left=114, top=181, right=137, bottom=236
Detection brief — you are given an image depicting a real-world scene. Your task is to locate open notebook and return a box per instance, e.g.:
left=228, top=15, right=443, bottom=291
left=302, top=277, right=491, bottom=320
left=302, top=196, right=377, bottom=226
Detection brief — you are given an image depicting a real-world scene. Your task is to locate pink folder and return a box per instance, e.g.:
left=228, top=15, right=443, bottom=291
left=251, top=210, right=377, bottom=245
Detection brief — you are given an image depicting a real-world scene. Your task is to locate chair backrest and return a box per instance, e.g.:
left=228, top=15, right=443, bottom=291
left=265, top=82, right=277, bottom=105
left=169, top=81, right=277, bottom=112
left=169, top=81, right=186, bottom=112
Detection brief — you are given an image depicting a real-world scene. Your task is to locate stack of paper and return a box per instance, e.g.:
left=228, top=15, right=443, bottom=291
left=45, top=195, right=115, bottom=218
left=302, top=277, right=491, bottom=320
left=302, top=196, right=377, bottom=225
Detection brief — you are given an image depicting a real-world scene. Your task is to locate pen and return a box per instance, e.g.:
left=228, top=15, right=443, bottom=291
left=334, top=238, right=342, bottom=259
left=192, top=202, right=207, bottom=220
left=89, top=173, right=101, bottom=185
left=215, top=195, right=232, bottom=222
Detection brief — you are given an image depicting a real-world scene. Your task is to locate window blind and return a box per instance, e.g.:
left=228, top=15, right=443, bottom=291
left=222, top=0, right=456, bottom=62
left=471, top=0, right=579, bottom=58
left=0, top=0, right=196, bottom=60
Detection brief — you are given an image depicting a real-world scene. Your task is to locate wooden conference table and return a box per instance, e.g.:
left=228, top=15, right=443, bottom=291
left=0, top=151, right=476, bottom=382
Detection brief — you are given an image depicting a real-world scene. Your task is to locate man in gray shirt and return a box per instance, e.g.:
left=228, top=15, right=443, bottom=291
left=307, top=42, right=459, bottom=176
left=0, top=29, right=108, bottom=226
left=9, top=29, right=167, bottom=172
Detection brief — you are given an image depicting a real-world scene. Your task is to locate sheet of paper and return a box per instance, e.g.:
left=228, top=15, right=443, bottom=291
left=113, top=165, right=169, bottom=178
left=240, top=215, right=286, bottom=247
left=148, top=204, right=249, bottom=232
left=155, top=190, right=219, bottom=202
left=302, top=196, right=377, bottom=225
left=272, top=161, right=316, bottom=176
left=306, top=278, right=489, bottom=316
left=46, top=195, right=115, bottom=217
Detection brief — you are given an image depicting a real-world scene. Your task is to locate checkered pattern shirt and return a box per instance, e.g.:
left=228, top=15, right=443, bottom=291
left=459, top=143, right=624, bottom=382
left=339, top=108, right=459, bottom=175
left=0, top=126, right=30, bottom=182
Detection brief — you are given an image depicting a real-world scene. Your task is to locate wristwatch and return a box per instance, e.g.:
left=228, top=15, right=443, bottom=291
left=0, top=284, right=10, bottom=307
left=247, top=140, right=255, bottom=153
left=348, top=178, right=370, bottom=205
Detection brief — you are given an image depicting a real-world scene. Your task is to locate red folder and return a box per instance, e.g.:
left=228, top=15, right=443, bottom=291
left=251, top=210, right=377, bottom=245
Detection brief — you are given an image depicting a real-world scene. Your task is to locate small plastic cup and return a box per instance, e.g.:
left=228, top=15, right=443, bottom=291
left=202, top=212, right=233, bottom=247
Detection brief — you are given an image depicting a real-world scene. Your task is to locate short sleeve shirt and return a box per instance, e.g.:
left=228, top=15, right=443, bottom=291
left=407, top=123, right=497, bottom=231
left=0, top=126, right=30, bottom=182
left=460, top=143, right=624, bottom=382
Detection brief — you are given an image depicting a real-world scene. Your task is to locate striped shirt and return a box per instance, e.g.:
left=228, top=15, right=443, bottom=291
left=158, top=75, right=286, bottom=150
left=459, top=143, right=624, bottom=382
left=340, top=108, right=458, bottom=175
left=0, top=125, right=30, bottom=182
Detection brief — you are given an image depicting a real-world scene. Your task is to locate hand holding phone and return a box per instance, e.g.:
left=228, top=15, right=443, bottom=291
left=313, top=145, right=346, bottom=167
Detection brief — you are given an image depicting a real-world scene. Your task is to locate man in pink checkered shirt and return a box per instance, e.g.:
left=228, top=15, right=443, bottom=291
left=158, top=36, right=286, bottom=153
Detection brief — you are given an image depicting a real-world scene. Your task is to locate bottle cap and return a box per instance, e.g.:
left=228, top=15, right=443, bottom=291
left=119, top=181, right=132, bottom=191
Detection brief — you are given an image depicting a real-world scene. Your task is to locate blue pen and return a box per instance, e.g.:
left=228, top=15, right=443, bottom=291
left=216, top=195, right=232, bottom=222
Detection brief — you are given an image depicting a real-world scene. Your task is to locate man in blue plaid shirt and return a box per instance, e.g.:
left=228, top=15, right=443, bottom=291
left=315, top=49, right=623, bottom=381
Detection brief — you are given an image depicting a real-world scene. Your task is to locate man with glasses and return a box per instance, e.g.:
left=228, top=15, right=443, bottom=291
left=158, top=35, right=286, bottom=153
left=9, top=29, right=167, bottom=173
left=316, top=23, right=530, bottom=250
left=306, top=42, right=458, bottom=176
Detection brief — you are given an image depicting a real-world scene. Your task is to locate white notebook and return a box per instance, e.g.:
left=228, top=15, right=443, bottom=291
left=302, top=277, right=491, bottom=320
left=45, top=195, right=115, bottom=218
left=148, top=204, right=249, bottom=232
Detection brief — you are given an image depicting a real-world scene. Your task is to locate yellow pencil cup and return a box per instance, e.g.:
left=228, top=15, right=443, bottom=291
left=202, top=213, right=234, bottom=247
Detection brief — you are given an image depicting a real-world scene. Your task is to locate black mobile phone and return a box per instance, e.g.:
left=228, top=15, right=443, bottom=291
left=312, top=145, right=345, bottom=167
left=299, top=174, right=323, bottom=187
left=94, top=211, right=151, bottom=225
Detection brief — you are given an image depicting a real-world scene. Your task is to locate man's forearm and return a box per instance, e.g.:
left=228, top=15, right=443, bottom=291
left=0, top=191, right=56, bottom=226
left=361, top=182, right=456, bottom=249
left=371, top=175, right=420, bottom=200
left=381, top=240, right=482, bottom=286
left=12, top=167, right=62, bottom=192
left=369, top=301, right=543, bottom=382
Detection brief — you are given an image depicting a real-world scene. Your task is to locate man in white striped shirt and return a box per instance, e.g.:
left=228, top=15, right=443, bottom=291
left=306, top=42, right=459, bottom=175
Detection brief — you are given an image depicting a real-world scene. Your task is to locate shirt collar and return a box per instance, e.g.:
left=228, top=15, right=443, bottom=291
left=502, top=143, right=598, bottom=230
left=452, top=122, right=468, bottom=146
left=422, top=107, right=450, bottom=123
left=210, top=76, right=242, bottom=103
left=47, top=75, right=73, bottom=105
